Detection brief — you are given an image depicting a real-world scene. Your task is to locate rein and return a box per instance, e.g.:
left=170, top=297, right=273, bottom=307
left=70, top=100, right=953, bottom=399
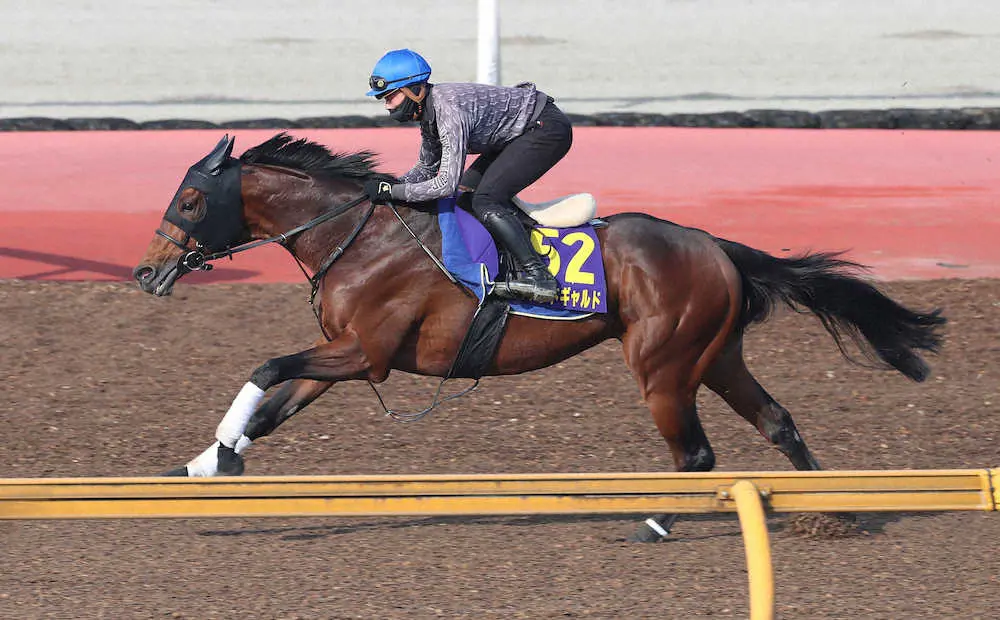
left=282, top=199, right=480, bottom=424
left=209, top=195, right=369, bottom=263
left=159, top=194, right=370, bottom=275
left=290, top=201, right=377, bottom=309
left=163, top=188, right=476, bottom=423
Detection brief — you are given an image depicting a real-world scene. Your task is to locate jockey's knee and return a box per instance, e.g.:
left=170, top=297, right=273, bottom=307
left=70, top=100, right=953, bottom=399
left=470, top=189, right=513, bottom=221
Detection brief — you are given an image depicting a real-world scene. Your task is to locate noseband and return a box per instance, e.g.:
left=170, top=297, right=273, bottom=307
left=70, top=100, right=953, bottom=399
left=154, top=228, right=214, bottom=273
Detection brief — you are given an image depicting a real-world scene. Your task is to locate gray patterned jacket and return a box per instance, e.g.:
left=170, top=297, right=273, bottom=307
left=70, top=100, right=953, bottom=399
left=388, top=82, right=547, bottom=203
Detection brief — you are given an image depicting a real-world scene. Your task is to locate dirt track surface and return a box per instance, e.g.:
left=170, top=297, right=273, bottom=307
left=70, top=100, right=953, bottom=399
left=1, top=279, right=998, bottom=619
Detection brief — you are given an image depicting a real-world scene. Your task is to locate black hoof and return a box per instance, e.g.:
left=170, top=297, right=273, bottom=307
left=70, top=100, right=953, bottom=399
left=217, top=444, right=245, bottom=476
left=161, top=466, right=189, bottom=477
left=628, top=514, right=677, bottom=543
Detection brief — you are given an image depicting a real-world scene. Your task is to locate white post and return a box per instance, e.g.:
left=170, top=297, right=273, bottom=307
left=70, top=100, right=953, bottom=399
left=477, top=0, right=501, bottom=85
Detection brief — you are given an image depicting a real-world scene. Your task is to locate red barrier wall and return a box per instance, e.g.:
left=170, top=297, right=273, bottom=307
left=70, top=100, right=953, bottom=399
left=0, top=128, right=995, bottom=282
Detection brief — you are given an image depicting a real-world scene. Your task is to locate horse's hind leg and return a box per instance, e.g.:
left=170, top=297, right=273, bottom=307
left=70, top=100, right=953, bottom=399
left=703, top=339, right=867, bottom=535
left=703, top=338, right=822, bottom=472
left=629, top=390, right=715, bottom=542
left=621, top=325, right=717, bottom=542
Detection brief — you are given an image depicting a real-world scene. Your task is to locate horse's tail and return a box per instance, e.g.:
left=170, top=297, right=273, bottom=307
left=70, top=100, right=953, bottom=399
left=714, top=237, right=946, bottom=382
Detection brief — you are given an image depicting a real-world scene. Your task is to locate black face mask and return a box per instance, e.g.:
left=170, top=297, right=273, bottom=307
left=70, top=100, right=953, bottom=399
left=389, top=95, right=421, bottom=123
left=164, top=160, right=245, bottom=252
left=162, top=135, right=246, bottom=253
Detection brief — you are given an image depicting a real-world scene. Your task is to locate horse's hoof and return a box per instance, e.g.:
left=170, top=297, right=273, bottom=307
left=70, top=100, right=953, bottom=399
left=161, top=466, right=189, bottom=477
left=628, top=515, right=676, bottom=543
left=629, top=524, right=666, bottom=543
left=217, top=444, right=245, bottom=476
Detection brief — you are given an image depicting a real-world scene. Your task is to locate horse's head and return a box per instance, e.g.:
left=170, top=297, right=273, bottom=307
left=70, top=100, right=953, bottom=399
left=133, top=135, right=248, bottom=296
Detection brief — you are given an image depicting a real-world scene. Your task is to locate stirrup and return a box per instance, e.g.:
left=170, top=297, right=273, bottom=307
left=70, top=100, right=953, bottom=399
left=493, top=274, right=559, bottom=304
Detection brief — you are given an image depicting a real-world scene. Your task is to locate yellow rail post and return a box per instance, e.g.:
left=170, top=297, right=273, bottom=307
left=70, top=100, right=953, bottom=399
left=728, top=480, right=775, bottom=620
left=991, top=468, right=999, bottom=511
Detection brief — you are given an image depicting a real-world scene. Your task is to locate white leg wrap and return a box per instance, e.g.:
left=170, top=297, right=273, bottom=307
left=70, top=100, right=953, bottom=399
left=645, top=518, right=670, bottom=538
left=186, top=441, right=221, bottom=477
left=234, top=434, right=253, bottom=455
left=216, top=382, right=266, bottom=448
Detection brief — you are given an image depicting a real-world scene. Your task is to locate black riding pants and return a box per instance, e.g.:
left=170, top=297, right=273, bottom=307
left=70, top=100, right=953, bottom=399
left=463, top=101, right=573, bottom=221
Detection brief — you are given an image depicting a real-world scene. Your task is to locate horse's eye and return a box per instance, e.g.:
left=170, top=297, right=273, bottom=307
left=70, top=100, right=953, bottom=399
left=180, top=201, right=195, bottom=213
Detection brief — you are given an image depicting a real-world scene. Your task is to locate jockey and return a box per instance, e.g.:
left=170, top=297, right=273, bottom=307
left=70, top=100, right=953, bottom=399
left=363, top=48, right=573, bottom=304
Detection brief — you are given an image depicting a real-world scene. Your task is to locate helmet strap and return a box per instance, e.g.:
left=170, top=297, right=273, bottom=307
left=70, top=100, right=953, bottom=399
left=389, top=84, right=428, bottom=123
left=401, top=84, right=428, bottom=104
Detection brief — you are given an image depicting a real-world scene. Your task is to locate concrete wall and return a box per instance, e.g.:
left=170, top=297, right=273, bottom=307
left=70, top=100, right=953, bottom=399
left=2, top=0, right=998, bottom=123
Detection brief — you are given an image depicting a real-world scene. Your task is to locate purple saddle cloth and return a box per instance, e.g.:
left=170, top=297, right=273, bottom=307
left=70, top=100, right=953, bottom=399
left=436, top=196, right=607, bottom=320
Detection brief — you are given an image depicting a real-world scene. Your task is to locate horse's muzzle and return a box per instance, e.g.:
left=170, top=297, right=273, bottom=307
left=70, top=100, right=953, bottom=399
left=133, top=264, right=177, bottom=296
left=133, top=264, right=156, bottom=290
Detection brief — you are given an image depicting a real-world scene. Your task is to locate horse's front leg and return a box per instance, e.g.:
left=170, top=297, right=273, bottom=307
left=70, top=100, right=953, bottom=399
left=243, top=378, right=335, bottom=442
left=166, top=333, right=372, bottom=477
left=172, top=378, right=335, bottom=476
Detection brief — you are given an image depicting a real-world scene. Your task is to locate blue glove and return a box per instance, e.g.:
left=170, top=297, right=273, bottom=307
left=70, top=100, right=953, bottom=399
left=363, top=180, right=394, bottom=204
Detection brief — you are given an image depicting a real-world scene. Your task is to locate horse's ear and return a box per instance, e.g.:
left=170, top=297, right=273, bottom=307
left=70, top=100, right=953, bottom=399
left=201, top=134, right=236, bottom=174
left=222, top=134, right=235, bottom=159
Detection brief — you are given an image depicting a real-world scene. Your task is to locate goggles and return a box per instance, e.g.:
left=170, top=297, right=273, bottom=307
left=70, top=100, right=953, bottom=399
left=369, top=73, right=427, bottom=99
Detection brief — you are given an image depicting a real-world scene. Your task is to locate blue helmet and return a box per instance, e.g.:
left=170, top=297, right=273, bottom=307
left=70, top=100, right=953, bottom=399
left=367, top=49, right=432, bottom=98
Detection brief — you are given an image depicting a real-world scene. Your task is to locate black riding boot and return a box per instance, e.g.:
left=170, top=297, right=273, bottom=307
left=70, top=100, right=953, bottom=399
left=480, top=208, right=559, bottom=304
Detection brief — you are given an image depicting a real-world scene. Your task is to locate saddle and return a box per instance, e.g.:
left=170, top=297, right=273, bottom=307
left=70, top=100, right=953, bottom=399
left=512, top=192, right=598, bottom=228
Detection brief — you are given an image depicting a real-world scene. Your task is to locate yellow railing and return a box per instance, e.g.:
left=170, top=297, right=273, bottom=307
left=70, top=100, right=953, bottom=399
left=2, top=469, right=997, bottom=620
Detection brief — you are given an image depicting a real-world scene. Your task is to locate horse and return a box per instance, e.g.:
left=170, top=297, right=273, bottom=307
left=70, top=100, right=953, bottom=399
left=133, top=133, right=946, bottom=542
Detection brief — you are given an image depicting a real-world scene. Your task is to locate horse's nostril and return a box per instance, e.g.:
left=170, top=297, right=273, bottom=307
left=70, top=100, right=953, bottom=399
left=133, top=265, right=155, bottom=282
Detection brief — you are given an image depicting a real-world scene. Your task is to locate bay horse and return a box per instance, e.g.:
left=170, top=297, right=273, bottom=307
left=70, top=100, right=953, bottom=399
left=134, top=134, right=945, bottom=542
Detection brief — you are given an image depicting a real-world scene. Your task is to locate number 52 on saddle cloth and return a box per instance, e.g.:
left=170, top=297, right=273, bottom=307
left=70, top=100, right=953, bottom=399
left=436, top=196, right=608, bottom=320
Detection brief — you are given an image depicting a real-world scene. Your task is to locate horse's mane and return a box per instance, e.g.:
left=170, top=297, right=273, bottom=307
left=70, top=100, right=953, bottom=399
left=240, top=132, right=395, bottom=182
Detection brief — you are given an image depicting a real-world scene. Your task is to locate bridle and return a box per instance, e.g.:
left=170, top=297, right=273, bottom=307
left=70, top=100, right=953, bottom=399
left=157, top=191, right=372, bottom=283
left=158, top=157, right=457, bottom=306
left=156, top=176, right=375, bottom=304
